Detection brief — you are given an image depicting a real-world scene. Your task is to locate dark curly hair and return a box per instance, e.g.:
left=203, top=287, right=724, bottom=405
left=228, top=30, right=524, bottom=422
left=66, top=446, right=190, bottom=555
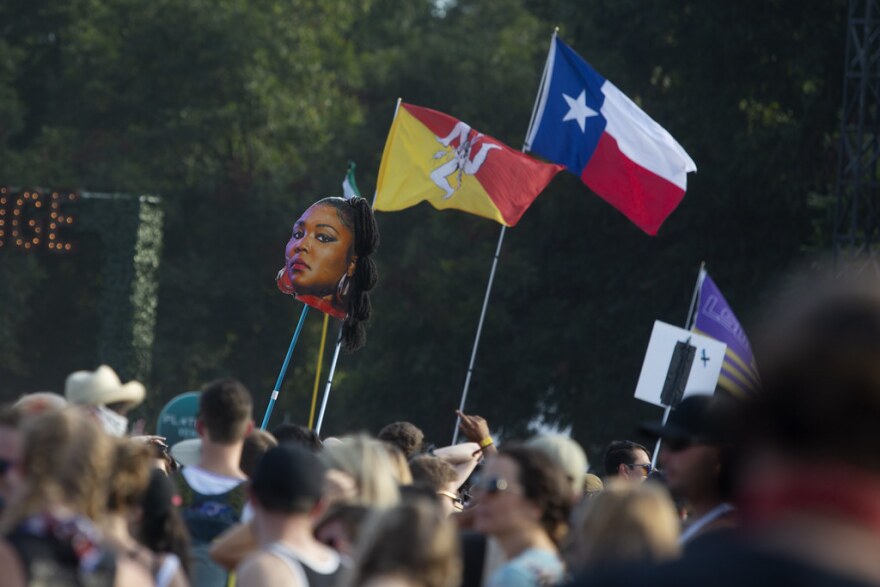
left=315, top=196, right=379, bottom=352
left=499, top=445, right=573, bottom=546
left=378, top=421, right=425, bottom=459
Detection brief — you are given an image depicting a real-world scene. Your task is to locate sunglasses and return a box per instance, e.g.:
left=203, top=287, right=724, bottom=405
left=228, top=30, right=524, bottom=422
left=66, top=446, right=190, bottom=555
left=625, top=463, right=653, bottom=477
left=471, top=477, right=512, bottom=495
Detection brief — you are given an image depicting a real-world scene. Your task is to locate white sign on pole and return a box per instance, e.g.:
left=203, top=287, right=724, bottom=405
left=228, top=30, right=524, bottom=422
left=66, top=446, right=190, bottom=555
left=634, top=320, right=727, bottom=408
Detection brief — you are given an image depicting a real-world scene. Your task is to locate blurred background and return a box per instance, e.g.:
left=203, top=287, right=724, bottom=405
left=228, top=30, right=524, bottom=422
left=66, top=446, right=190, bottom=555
left=0, top=0, right=846, bottom=462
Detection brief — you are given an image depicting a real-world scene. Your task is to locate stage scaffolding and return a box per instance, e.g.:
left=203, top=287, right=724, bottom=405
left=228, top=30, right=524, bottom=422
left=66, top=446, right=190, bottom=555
left=834, top=0, right=880, bottom=265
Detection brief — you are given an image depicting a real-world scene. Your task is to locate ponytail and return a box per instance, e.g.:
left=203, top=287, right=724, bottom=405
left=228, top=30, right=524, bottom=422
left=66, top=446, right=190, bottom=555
left=317, top=196, right=379, bottom=352
left=341, top=197, right=379, bottom=351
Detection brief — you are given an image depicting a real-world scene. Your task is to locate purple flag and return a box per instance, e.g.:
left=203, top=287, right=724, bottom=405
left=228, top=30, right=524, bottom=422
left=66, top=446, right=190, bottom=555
left=692, top=270, right=759, bottom=397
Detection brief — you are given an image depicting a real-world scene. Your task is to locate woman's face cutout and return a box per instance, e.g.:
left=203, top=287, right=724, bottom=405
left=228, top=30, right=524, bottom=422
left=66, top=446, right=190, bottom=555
left=283, top=204, right=356, bottom=300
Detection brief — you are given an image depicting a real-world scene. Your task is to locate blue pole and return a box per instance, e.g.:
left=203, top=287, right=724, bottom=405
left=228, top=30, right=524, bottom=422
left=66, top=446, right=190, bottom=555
left=261, top=304, right=310, bottom=430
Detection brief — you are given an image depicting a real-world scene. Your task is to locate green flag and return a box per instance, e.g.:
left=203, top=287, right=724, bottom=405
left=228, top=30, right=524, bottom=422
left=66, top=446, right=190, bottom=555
left=342, top=161, right=361, bottom=199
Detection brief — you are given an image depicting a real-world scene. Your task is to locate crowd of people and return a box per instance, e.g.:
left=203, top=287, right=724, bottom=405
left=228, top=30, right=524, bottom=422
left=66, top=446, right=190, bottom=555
left=2, top=271, right=880, bottom=586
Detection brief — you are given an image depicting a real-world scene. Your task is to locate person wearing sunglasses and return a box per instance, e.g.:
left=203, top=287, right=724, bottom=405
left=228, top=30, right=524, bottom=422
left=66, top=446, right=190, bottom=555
left=640, top=394, right=737, bottom=547
left=472, top=445, right=572, bottom=587
left=567, top=268, right=880, bottom=587
left=602, top=440, right=653, bottom=484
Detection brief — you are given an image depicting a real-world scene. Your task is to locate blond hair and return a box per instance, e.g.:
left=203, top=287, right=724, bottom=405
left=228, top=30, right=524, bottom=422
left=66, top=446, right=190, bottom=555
left=351, top=499, right=461, bottom=587
left=566, top=480, right=681, bottom=571
left=321, top=435, right=400, bottom=507
left=1, top=409, right=114, bottom=532
left=382, top=443, right=413, bottom=486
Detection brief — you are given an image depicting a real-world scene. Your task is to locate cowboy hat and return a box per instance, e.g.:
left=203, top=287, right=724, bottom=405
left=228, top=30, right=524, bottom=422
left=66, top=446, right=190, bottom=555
left=64, top=365, right=146, bottom=410
left=639, top=394, right=722, bottom=444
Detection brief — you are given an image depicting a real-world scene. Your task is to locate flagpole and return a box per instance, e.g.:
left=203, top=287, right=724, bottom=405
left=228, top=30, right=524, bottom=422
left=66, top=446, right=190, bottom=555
left=373, top=98, right=403, bottom=208
left=308, top=313, right=330, bottom=429
left=310, top=160, right=359, bottom=429
left=309, top=160, right=371, bottom=435
left=451, top=225, right=507, bottom=445
left=261, top=304, right=311, bottom=430
left=451, top=28, right=561, bottom=445
left=684, top=262, right=706, bottom=332
left=651, top=261, right=706, bottom=467
left=525, top=28, right=559, bottom=149
left=314, top=327, right=344, bottom=435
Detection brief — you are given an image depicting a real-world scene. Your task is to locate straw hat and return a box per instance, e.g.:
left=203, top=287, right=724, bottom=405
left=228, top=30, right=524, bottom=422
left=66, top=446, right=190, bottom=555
left=64, top=365, right=146, bottom=410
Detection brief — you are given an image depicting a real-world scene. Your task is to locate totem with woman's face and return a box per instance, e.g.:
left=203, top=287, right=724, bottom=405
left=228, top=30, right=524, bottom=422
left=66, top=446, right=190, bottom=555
left=277, top=200, right=357, bottom=319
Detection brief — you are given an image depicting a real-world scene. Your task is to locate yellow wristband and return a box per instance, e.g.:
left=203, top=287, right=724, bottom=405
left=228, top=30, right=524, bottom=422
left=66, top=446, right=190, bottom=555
left=479, top=436, right=494, bottom=448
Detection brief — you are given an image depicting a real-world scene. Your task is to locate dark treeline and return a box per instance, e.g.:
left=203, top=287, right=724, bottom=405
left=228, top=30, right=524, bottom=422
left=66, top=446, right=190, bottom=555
left=0, top=0, right=846, bottom=460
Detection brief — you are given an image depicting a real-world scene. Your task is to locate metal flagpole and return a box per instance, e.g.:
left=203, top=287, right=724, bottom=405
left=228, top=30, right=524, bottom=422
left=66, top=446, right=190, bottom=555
left=309, top=160, right=360, bottom=429
left=309, top=160, right=367, bottom=433
left=261, top=304, right=311, bottom=430
left=308, top=313, right=331, bottom=429
left=373, top=98, right=403, bottom=208
left=451, top=28, right=560, bottom=445
left=651, top=262, right=706, bottom=467
left=314, top=327, right=344, bottom=435
left=451, top=226, right=506, bottom=445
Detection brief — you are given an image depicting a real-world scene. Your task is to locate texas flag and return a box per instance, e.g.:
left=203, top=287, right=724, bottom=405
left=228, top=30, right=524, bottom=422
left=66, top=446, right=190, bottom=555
left=525, top=35, right=697, bottom=235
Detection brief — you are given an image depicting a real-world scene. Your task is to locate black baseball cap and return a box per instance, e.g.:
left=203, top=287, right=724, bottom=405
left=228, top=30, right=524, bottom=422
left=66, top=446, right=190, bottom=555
left=639, top=394, right=723, bottom=444
left=251, top=444, right=326, bottom=514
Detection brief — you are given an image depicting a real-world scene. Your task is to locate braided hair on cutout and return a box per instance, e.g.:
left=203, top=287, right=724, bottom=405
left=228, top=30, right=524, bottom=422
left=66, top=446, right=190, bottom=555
left=316, top=196, right=380, bottom=351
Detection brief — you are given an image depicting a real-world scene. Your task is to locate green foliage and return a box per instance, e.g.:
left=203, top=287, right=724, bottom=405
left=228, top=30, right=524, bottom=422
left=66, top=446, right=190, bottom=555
left=131, top=197, right=163, bottom=381
left=79, top=194, right=145, bottom=380
left=0, top=0, right=848, bottom=463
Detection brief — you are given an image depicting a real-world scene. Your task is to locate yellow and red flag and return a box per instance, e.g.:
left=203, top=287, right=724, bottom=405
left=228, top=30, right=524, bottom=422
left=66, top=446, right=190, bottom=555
left=375, top=103, right=564, bottom=226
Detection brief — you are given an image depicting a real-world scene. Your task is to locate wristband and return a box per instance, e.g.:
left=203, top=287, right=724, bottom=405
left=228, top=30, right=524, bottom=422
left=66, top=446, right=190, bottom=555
left=479, top=436, right=494, bottom=448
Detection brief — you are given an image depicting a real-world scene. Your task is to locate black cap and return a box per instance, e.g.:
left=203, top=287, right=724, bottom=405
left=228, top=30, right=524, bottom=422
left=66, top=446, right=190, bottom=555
left=251, top=444, right=326, bottom=514
left=639, top=394, right=722, bottom=444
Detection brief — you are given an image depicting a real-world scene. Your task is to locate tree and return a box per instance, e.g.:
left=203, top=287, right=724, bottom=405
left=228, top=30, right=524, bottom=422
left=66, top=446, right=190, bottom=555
left=0, top=0, right=849, bottom=465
